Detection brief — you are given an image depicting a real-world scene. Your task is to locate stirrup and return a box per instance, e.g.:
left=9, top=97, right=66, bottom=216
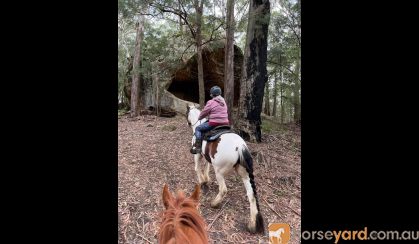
left=190, top=147, right=201, bottom=154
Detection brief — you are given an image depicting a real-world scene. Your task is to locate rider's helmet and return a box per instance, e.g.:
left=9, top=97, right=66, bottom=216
left=210, top=86, right=222, bottom=97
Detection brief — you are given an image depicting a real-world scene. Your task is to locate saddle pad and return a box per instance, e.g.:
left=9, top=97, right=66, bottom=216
left=206, top=130, right=235, bottom=141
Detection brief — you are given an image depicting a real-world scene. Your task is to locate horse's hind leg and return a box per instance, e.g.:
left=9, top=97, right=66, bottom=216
left=203, top=161, right=211, bottom=182
left=194, top=154, right=205, bottom=184
left=236, top=164, right=261, bottom=233
left=199, top=161, right=211, bottom=193
left=210, top=167, right=228, bottom=208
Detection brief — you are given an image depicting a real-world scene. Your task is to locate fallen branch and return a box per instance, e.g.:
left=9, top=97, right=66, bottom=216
left=278, top=202, right=301, bottom=216
left=136, top=233, right=153, bottom=244
left=263, top=198, right=284, bottom=220
left=207, top=200, right=229, bottom=230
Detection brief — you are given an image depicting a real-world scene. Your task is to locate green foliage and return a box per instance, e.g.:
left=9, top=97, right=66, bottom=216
left=118, top=1, right=194, bottom=102
left=118, top=10, right=136, bottom=104
left=118, top=0, right=229, bottom=104
left=265, top=0, right=300, bottom=123
left=261, top=119, right=274, bottom=133
left=235, top=0, right=250, bottom=51
left=261, top=116, right=282, bottom=133
left=117, top=0, right=300, bottom=124
left=118, top=109, right=129, bottom=118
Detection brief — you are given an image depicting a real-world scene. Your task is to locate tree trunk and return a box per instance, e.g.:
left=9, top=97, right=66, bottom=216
left=272, top=70, right=278, bottom=117
left=293, top=0, right=301, bottom=124
left=224, top=0, right=235, bottom=122
left=152, top=62, right=160, bottom=116
left=194, top=0, right=205, bottom=107
left=130, top=13, right=145, bottom=117
left=123, top=56, right=133, bottom=109
left=290, top=102, right=293, bottom=124
left=293, top=49, right=301, bottom=124
left=264, top=82, right=270, bottom=115
left=237, top=0, right=271, bottom=142
left=280, top=71, right=284, bottom=125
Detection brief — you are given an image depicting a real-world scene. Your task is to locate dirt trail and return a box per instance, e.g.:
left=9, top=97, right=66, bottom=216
left=118, top=114, right=301, bottom=243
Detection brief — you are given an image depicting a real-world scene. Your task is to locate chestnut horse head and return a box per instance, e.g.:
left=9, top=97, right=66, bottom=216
left=159, top=184, right=208, bottom=244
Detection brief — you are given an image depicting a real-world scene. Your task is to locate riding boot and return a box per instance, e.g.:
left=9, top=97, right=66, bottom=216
left=190, top=138, right=202, bottom=154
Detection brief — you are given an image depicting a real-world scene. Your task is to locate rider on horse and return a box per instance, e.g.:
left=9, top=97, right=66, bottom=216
left=190, top=86, right=230, bottom=154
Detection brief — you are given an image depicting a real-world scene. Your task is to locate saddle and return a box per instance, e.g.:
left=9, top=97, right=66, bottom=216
left=203, top=125, right=235, bottom=142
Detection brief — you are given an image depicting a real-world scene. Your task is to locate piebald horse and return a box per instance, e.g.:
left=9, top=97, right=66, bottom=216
left=159, top=184, right=208, bottom=244
left=186, top=105, right=264, bottom=233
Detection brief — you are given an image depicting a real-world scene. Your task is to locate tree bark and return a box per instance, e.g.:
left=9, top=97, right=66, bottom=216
left=289, top=100, right=293, bottom=123
left=152, top=62, right=160, bottom=116
left=130, top=13, right=145, bottom=117
left=280, top=71, right=284, bottom=124
left=293, top=0, right=301, bottom=124
left=224, top=0, right=235, bottom=122
left=237, top=0, right=271, bottom=142
left=272, top=70, right=278, bottom=117
left=123, top=56, right=133, bottom=108
left=264, top=82, right=270, bottom=115
left=194, top=0, right=205, bottom=107
left=293, top=48, right=301, bottom=124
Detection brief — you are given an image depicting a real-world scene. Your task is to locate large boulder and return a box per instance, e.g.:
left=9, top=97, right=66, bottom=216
left=166, top=43, right=243, bottom=107
left=126, top=43, right=244, bottom=115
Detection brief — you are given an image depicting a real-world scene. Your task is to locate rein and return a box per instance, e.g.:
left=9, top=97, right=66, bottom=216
left=192, top=119, right=202, bottom=127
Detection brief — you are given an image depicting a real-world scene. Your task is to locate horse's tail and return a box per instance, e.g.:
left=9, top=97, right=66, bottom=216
left=238, top=144, right=264, bottom=233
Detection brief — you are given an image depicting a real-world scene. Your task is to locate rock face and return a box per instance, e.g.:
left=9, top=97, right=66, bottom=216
left=125, top=43, right=244, bottom=115
left=166, top=44, right=243, bottom=107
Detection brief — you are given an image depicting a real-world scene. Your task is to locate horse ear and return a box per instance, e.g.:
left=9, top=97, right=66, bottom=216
left=189, top=184, right=200, bottom=203
left=162, top=184, right=173, bottom=209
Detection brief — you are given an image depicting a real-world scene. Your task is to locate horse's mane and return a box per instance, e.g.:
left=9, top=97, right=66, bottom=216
left=159, top=191, right=208, bottom=244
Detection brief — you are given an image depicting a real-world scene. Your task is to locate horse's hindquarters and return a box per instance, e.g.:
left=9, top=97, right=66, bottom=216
left=204, top=134, right=243, bottom=169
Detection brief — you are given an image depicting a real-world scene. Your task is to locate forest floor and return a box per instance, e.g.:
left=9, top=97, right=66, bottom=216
left=118, top=113, right=301, bottom=243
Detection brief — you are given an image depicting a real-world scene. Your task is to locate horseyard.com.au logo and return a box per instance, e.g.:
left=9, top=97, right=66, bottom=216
left=269, top=223, right=291, bottom=244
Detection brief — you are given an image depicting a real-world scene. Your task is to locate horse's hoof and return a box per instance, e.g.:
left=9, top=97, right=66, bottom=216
left=247, top=216, right=265, bottom=234
left=200, top=182, right=209, bottom=194
left=247, top=223, right=257, bottom=234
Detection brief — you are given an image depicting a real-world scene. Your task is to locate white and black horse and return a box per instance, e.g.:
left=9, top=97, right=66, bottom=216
left=186, top=105, right=264, bottom=233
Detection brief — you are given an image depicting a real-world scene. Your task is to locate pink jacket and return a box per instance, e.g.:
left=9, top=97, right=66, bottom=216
left=198, top=96, right=230, bottom=126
